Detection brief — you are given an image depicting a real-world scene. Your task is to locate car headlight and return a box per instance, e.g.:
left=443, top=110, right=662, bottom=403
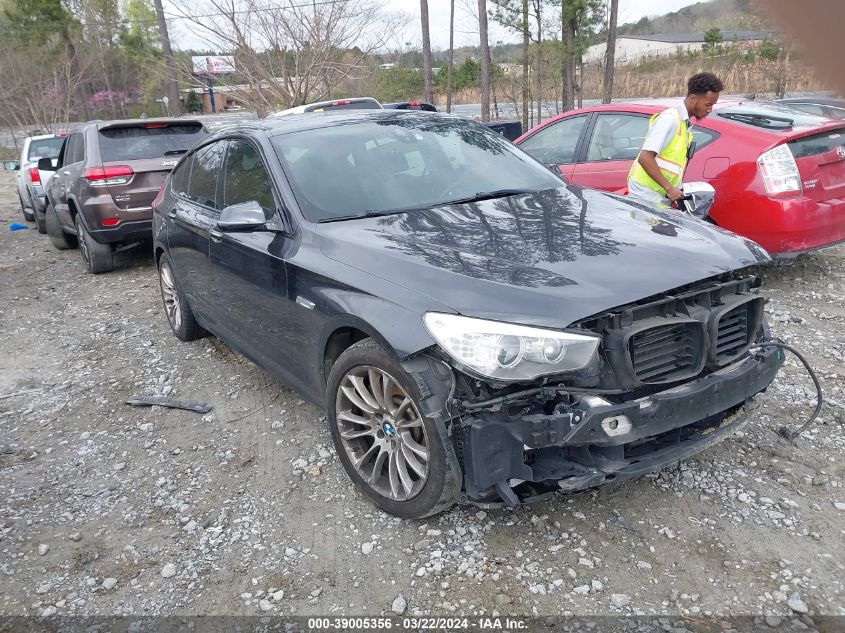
left=423, top=312, right=600, bottom=381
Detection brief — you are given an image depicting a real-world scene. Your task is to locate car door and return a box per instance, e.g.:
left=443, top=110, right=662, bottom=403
left=165, top=140, right=227, bottom=329
left=53, top=132, right=85, bottom=230
left=208, top=139, right=305, bottom=391
left=570, top=112, right=650, bottom=191
left=516, top=114, right=591, bottom=180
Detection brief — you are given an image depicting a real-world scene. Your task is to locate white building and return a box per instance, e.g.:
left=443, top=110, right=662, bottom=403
left=584, top=31, right=776, bottom=65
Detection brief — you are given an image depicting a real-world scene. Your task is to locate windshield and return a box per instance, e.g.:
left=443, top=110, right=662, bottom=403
left=272, top=115, right=563, bottom=221
left=27, top=137, right=65, bottom=161
left=98, top=123, right=207, bottom=162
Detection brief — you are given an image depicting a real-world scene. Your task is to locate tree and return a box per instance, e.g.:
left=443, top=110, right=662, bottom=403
left=169, top=0, right=407, bottom=112
left=152, top=0, right=181, bottom=114
left=420, top=0, right=433, bottom=104
left=602, top=0, right=618, bottom=104
left=185, top=90, right=203, bottom=113
left=478, top=0, right=491, bottom=121
left=447, top=0, right=455, bottom=112
left=703, top=26, right=722, bottom=54
left=490, top=0, right=537, bottom=127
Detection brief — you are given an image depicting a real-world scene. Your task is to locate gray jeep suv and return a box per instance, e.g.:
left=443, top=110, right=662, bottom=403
left=42, top=118, right=207, bottom=273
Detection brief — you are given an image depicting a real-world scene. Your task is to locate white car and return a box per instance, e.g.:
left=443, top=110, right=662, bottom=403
left=268, top=97, right=382, bottom=117
left=15, top=133, right=66, bottom=233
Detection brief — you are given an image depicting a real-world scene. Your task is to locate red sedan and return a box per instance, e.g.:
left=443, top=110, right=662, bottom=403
left=514, top=99, right=845, bottom=257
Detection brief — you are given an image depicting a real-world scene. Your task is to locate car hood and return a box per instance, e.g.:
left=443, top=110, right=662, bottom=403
left=317, top=186, right=770, bottom=328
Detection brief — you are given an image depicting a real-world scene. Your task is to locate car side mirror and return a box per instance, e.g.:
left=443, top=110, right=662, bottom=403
left=3, top=160, right=20, bottom=171
left=217, top=200, right=267, bottom=231
left=37, top=157, right=56, bottom=171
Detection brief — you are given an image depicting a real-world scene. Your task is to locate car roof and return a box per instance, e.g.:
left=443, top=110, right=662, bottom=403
left=212, top=110, right=465, bottom=139
left=269, top=97, right=383, bottom=117
left=27, top=133, right=65, bottom=141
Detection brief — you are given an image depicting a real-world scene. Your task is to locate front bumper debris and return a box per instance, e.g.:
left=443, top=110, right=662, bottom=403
left=452, top=345, right=781, bottom=507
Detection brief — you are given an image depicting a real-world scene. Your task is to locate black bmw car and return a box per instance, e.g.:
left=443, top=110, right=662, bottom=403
left=152, top=111, right=781, bottom=518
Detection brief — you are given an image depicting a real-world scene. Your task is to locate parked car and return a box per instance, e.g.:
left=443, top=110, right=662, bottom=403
left=153, top=110, right=779, bottom=518
left=41, top=118, right=208, bottom=273
left=774, top=96, right=845, bottom=120
left=383, top=101, right=438, bottom=112
left=15, top=133, right=66, bottom=233
left=269, top=97, right=383, bottom=117
left=514, top=100, right=845, bottom=257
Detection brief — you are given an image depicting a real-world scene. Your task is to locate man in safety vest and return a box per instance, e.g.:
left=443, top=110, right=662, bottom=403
left=628, top=72, right=723, bottom=207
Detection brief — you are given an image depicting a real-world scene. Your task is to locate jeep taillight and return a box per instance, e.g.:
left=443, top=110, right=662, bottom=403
left=84, top=165, right=134, bottom=186
left=757, top=144, right=802, bottom=197
left=28, top=167, right=41, bottom=184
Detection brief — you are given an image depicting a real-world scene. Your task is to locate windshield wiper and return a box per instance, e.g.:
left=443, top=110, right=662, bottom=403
left=164, top=149, right=188, bottom=156
left=441, top=188, right=536, bottom=205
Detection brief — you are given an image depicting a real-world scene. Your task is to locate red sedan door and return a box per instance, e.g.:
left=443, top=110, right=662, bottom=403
left=570, top=112, right=651, bottom=191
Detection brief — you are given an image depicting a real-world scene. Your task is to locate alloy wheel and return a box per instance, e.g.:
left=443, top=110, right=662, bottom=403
left=335, top=366, right=429, bottom=501
left=159, top=261, right=182, bottom=332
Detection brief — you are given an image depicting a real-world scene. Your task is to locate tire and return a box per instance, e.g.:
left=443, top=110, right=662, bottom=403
left=158, top=253, right=204, bottom=341
left=75, top=214, right=114, bottom=274
left=327, top=338, right=454, bottom=518
left=19, top=195, right=35, bottom=222
left=34, top=208, right=47, bottom=234
left=45, top=201, right=77, bottom=250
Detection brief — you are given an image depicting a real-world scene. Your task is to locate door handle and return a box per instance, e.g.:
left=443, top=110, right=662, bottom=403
left=62, top=171, right=70, bottom=176
left=168, top=209, right=178, bottom=218
left=209, top=229, right=223, bottom=243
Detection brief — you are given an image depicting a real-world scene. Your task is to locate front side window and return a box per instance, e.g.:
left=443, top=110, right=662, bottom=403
left=585, top=113, right=649, bottom=162
left=518, top=115, right=589, bottom=165
left=222, top=140, right=275, bottom=218
left=273, top=116, right=563, bottom=222
left=187, top=142, right=226, bottom=210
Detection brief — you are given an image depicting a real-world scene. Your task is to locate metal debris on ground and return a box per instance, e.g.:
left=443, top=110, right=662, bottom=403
left=126, top=395, right=212, bottom=414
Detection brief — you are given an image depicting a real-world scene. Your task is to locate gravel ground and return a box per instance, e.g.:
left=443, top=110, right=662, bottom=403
left=1, top=171, right=844, bottom=630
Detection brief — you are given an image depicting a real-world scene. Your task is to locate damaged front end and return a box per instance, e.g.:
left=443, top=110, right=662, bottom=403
left=404, top=273, right=782, bottom=508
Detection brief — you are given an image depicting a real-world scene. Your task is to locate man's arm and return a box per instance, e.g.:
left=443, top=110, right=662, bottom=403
left=637, top=151, right=684, bottom=202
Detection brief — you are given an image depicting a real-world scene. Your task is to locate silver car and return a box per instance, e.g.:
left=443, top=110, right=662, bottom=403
left=15, top=133, right=66, bottom=233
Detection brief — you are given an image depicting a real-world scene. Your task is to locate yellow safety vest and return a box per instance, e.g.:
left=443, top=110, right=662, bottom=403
left=628, top=108, right=694, bottom=196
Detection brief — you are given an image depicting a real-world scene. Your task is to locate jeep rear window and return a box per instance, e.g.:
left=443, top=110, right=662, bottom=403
left=27, top=137, right=65, bottom=161
left=98, top=124, right=207, bottom=162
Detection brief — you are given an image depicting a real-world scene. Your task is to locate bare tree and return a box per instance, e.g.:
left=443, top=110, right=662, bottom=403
left=602, top=0, right=618, bottom=103
left=478, top=0, right=491, bottom=121
left=420, top=0, right=433, bottom=103
left=447, top=0, right=455, bottom=113
left=561, top=1, right=576, bottom=111
left=169, top=0, right=407, bottom=113
left=153, top=0, right=182, bottom=115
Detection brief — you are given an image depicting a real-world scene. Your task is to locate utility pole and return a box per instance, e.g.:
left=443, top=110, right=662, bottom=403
left=153, top=0, right=182, bottom=115
left=478, top=0, right=491, bottom=122
left=447, top=0, right=455, bottom=113
left=421, top=0, right=433, bottom=104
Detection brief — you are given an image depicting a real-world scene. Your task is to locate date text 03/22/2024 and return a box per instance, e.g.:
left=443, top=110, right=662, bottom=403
left=307, top=617, right=528, bottom=630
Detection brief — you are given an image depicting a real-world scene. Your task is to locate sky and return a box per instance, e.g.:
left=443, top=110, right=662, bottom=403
left=389, top=0, right=704, bottom=51
left=167, top=0, right=704, bottom=53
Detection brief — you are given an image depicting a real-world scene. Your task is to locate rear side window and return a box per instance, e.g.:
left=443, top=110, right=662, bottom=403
left=788, top=128, right=845, bottom=159
left=222, top=141, right=275, bottom=218
left=27, top=137, right=64, bottom=161
left=98, top=123, right=207, bottom=162
left=187, top=142, right=226, bottom=210
left=585, top=113, right=649, bottom=162
left=690, top=126, right=720, bottom=152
